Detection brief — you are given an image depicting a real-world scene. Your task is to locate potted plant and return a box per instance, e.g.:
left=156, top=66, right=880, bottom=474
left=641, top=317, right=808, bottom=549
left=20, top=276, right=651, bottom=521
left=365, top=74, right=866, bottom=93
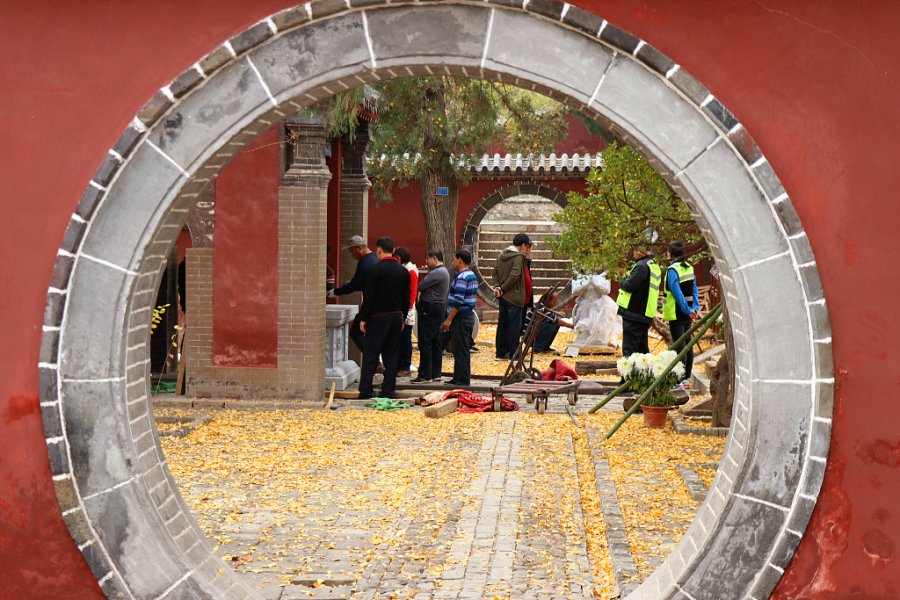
left=617, top=351, right=686, bottom=428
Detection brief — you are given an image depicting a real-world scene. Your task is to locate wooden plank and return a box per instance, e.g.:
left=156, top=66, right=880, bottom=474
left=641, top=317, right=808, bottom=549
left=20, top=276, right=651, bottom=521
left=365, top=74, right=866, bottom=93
left=595, top=368, right=619, bottom=376
left=175, top=337, right=187, bottom=395
left=575, top=360, right=617, bottom=376
left=323, top=382, right=336, bottom=410
left=333, top=390, right=360, bottom=399
left=424, top=398, right=459, bottom=419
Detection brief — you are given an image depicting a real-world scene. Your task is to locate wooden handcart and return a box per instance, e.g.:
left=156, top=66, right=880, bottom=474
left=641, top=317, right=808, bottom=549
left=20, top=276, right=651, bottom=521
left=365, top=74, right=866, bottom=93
left=500, top=283, right=567, bottom=385
left=490, top=379, right=580, bottom=415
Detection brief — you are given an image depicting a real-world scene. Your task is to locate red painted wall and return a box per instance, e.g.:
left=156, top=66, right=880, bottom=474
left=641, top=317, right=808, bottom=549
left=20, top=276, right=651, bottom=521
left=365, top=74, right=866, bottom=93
left=212, top=127, right=280, bottom=367
left=368, top=179, right=590, bottom=266
left=2, top=1, right=899, bottom=597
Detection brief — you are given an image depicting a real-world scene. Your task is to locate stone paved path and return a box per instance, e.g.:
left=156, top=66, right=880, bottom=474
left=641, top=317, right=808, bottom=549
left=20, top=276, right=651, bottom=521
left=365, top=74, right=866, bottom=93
left=157, top=391, right=722, bottom=600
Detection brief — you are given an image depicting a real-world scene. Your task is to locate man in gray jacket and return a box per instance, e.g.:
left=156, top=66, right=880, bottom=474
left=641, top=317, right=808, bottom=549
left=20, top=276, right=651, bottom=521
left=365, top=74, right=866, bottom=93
left=413, top=250, right=451, bottom=383
left=491, top=232, right=531, bottom=360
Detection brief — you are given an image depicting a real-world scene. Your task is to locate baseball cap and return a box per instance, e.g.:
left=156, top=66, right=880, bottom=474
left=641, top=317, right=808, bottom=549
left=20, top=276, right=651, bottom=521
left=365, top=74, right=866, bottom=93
left=341, top=235, right=367, bottom=250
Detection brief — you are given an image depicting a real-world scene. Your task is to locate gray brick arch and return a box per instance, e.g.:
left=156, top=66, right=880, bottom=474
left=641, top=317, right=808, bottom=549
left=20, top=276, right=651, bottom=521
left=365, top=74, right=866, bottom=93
left=38, top=2, right=833, bottom=599
left=460, top=180, right=572, bottom=308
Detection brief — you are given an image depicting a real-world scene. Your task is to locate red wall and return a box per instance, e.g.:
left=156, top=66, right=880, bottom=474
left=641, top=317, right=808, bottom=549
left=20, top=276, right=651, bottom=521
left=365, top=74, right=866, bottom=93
left=2, top=1, right=899, bottom=597
left=368, top=179, right=590, bottom=267
left=212, top=127, right=280, bottom=368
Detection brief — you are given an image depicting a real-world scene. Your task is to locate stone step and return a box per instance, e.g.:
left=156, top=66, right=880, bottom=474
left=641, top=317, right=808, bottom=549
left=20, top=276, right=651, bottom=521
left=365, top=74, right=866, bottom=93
left=478, top=221, right=562, bottom=232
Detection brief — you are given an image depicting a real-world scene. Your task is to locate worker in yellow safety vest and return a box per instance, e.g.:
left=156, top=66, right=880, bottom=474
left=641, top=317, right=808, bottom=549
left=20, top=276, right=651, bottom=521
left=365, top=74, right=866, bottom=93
left=663, top=241, right=700, bottom=388
left=615, top=245, right=661, bottom=358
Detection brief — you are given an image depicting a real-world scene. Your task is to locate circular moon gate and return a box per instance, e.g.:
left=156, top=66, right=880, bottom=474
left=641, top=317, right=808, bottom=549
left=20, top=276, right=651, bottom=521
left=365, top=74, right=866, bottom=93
left=38, top=2, right=834, bottom=599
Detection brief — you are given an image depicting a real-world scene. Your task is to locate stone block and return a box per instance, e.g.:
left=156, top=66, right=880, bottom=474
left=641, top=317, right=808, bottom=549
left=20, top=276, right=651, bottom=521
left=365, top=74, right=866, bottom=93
left=137, top=89, right=174, bottom=128
left=562, top=5, right=604, bottom=36
left=80, top=141, right=183, bottom=268
left=678, top=140, right=789, bottom=267
left=60, top=218, right=87, bottom=254
left=736, top=254, right=812, bottom=380
left=484, top=10, right=614, bottom=104
left=679, top=497, right=786, bottom=600
left=594, top=56, right=719, bottom=171
left=668, top=66, right=710, bottom=106
left=83, top=480, right=190, bottom=598
left=701, top=98, right=738, bottom=133
left=799, top=263, right=825, bottom=303
left=368, top=5, right=488, bottom=62
left=753, top=160, right=786, bottom=200
left=773, top=198, right=803, bottom=237
left=60, top=379, right=134, bottom=498
left=169, top=67, right=204, bottom=99
left=809, top=417, right=831, bottom=460
left=272, top=6, right=310, bottom=30
left=815, top=379, right=834, bottom=419
left=113, top=122, right=145, bottom=159
left=148, top=57, right=270, bottom=173
left=736, top=381, right=811, bottom=508
left=635, top=42, right=675, bottom=76
left=727, top=124, right=763, bottom=165
left=59, top=260, right=133, bottom=379
left=526, top=0, right=564, bottom=21
left=229, top=21, right=274, bottom=55
left=251, top=15, right=370, bottom=101
left=199, top=45, right=234, bottom=74
left=599, top=22, right=640, bottom=54
left=92, top=152, right=122, bottom=187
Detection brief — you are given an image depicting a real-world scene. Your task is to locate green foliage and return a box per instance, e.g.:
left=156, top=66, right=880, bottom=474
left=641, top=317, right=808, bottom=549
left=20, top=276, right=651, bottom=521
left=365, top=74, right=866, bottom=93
left=549, top=143, right=707, bottom=280
left=324, top=77, right=568, bottom=203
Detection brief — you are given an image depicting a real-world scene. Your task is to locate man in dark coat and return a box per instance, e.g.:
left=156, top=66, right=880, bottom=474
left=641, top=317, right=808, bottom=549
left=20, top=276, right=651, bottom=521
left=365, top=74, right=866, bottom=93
left=357, top=237, right=411, bottom=400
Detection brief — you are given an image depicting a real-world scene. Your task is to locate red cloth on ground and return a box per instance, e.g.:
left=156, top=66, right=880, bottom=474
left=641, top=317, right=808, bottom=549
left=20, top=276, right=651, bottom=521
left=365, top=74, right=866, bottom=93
left=541, top=358, right=578, bottom=381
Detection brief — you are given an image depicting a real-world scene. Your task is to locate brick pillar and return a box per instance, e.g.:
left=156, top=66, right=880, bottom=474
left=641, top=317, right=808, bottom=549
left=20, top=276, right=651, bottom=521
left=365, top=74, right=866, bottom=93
left=186, top=179, right=215, bottom=248
left=338, top=121, right=372, bottom=304
left=185, top=248, right=216, bottom=395
left=278, top=116, right=331, bottom=400
left=339, top=121, right=372, bottom=364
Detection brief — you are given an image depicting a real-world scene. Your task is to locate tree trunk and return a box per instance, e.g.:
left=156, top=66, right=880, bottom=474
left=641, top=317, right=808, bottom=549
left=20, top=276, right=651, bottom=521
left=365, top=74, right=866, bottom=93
left=418, top=80, right=459, bottom=262
left=419, top=168, right=459, bottom=262
left=711, top=302, right=734, bottom=428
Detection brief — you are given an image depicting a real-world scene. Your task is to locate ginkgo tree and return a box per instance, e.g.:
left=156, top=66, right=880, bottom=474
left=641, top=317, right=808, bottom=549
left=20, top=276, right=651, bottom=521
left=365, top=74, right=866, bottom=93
left=324, top=77, right=568, bottom=260
left=549, top=142, right=708, bottom=281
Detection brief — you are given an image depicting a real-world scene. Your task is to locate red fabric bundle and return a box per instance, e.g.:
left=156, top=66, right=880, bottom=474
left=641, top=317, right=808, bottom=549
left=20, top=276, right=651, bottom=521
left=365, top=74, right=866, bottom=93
left=442, top=389, right=519, bottom=413
left=541, top=358, right=578, bottom=381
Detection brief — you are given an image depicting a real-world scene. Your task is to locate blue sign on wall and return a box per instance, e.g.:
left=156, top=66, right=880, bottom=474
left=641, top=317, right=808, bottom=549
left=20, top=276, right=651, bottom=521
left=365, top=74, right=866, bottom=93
left=436, top=187, right=449, bottom=196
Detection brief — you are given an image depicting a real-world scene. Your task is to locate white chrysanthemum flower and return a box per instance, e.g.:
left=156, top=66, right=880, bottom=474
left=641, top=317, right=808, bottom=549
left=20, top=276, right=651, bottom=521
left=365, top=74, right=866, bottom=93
left=660, top=350, right=678, bottom=364
left=651, top=361, right=667, bottom=378
left=617, top=357, right=633, bottom=378
left=673, top=362, right=686, bottom=379
left=633, top=353, right=652, bottom=373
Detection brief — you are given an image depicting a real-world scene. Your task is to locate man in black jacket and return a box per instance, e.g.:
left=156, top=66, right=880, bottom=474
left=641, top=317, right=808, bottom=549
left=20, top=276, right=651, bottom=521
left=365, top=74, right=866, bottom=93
left=615, top=245, right=662, bottom=358
left=357, top=237, right=411, bottom=400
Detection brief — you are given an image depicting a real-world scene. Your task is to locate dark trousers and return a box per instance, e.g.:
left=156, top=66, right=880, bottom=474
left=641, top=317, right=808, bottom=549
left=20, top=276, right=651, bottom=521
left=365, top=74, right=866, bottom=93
left=350, top=313, right=365, bottom=354
left=449, top=310, right=476, bottom=385
left=358, top=313, right=403, bottom=399
left=417, top=302, right=444, bottom=380
left=399, top=323, right=413, bottom=371
left=668, top=318, right=694, bottom=381
left=496, top=299, right=523, bottom=359
left=621, top=317, right=651, bottom=357
left=533, top=322, right=560, bottom=353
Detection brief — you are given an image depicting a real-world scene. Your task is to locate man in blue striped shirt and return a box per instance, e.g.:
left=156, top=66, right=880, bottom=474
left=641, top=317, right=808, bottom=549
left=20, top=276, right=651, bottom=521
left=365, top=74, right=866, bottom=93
left=442, top=249, right=478, bottom=386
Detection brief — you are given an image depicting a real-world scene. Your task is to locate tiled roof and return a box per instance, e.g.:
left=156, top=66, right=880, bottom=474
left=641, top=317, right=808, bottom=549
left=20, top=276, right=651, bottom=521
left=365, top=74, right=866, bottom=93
left=470, top=153, right=603, bottom=175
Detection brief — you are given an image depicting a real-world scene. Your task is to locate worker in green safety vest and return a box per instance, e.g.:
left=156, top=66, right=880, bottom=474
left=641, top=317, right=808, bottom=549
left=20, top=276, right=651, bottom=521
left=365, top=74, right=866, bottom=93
left=615, top=245, right=661, bottom=358
left=663, top=241, right=700, bottom=387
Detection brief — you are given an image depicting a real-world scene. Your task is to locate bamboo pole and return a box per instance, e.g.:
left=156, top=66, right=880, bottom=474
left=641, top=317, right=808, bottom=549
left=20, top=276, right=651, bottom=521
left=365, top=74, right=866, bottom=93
left=587, top=303, right=721, bottom=415
left=602, top=303, right=723, bottom=440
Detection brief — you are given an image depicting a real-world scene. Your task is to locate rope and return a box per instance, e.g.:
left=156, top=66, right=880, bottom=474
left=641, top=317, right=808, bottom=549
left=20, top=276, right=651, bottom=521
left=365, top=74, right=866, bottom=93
left=442, top=389, right=519, bottom=413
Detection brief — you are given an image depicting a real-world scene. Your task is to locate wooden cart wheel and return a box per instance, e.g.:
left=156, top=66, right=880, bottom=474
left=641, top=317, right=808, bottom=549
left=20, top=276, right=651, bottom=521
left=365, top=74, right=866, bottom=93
left=536, top=396, right=547, bottom=415
left=492, top=396, right=502, bottom=412
left=525, top=394, right=534, bottom=404
left=568, top=391, right=578, bottom=406
left=526, top=367, right=542, bottom=380
left=508, top=370, right=529, bottom=384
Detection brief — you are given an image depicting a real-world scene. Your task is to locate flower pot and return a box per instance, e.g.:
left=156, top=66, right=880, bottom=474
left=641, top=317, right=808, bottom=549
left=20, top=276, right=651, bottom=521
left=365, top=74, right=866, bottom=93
left=642, top=405, right=671, bottom=428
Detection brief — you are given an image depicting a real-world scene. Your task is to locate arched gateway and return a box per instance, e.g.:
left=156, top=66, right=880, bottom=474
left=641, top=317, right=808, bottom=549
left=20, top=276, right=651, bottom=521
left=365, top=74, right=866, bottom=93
left=39, top=2, right=833, bottom=599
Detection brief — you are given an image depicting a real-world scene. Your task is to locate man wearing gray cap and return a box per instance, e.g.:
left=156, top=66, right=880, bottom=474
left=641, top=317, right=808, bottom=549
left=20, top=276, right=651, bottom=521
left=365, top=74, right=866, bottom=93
left=329, top=235, right=379, bottom=353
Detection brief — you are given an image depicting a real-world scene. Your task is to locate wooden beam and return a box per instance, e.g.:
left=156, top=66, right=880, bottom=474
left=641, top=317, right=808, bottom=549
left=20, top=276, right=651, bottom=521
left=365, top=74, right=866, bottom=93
left=575, top=360, right=617, bottom=376
left=423, top=398, right=459, bottom=419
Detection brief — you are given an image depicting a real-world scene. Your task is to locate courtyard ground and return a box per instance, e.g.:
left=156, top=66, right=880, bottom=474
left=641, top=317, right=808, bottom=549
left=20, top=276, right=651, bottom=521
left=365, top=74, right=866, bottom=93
left=154, top=326, right=725, bottom=599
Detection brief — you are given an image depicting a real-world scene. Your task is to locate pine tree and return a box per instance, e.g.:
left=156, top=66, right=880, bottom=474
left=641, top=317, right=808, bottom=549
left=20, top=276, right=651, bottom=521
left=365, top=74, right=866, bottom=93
left=325, top=77, right=568, bottom=259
